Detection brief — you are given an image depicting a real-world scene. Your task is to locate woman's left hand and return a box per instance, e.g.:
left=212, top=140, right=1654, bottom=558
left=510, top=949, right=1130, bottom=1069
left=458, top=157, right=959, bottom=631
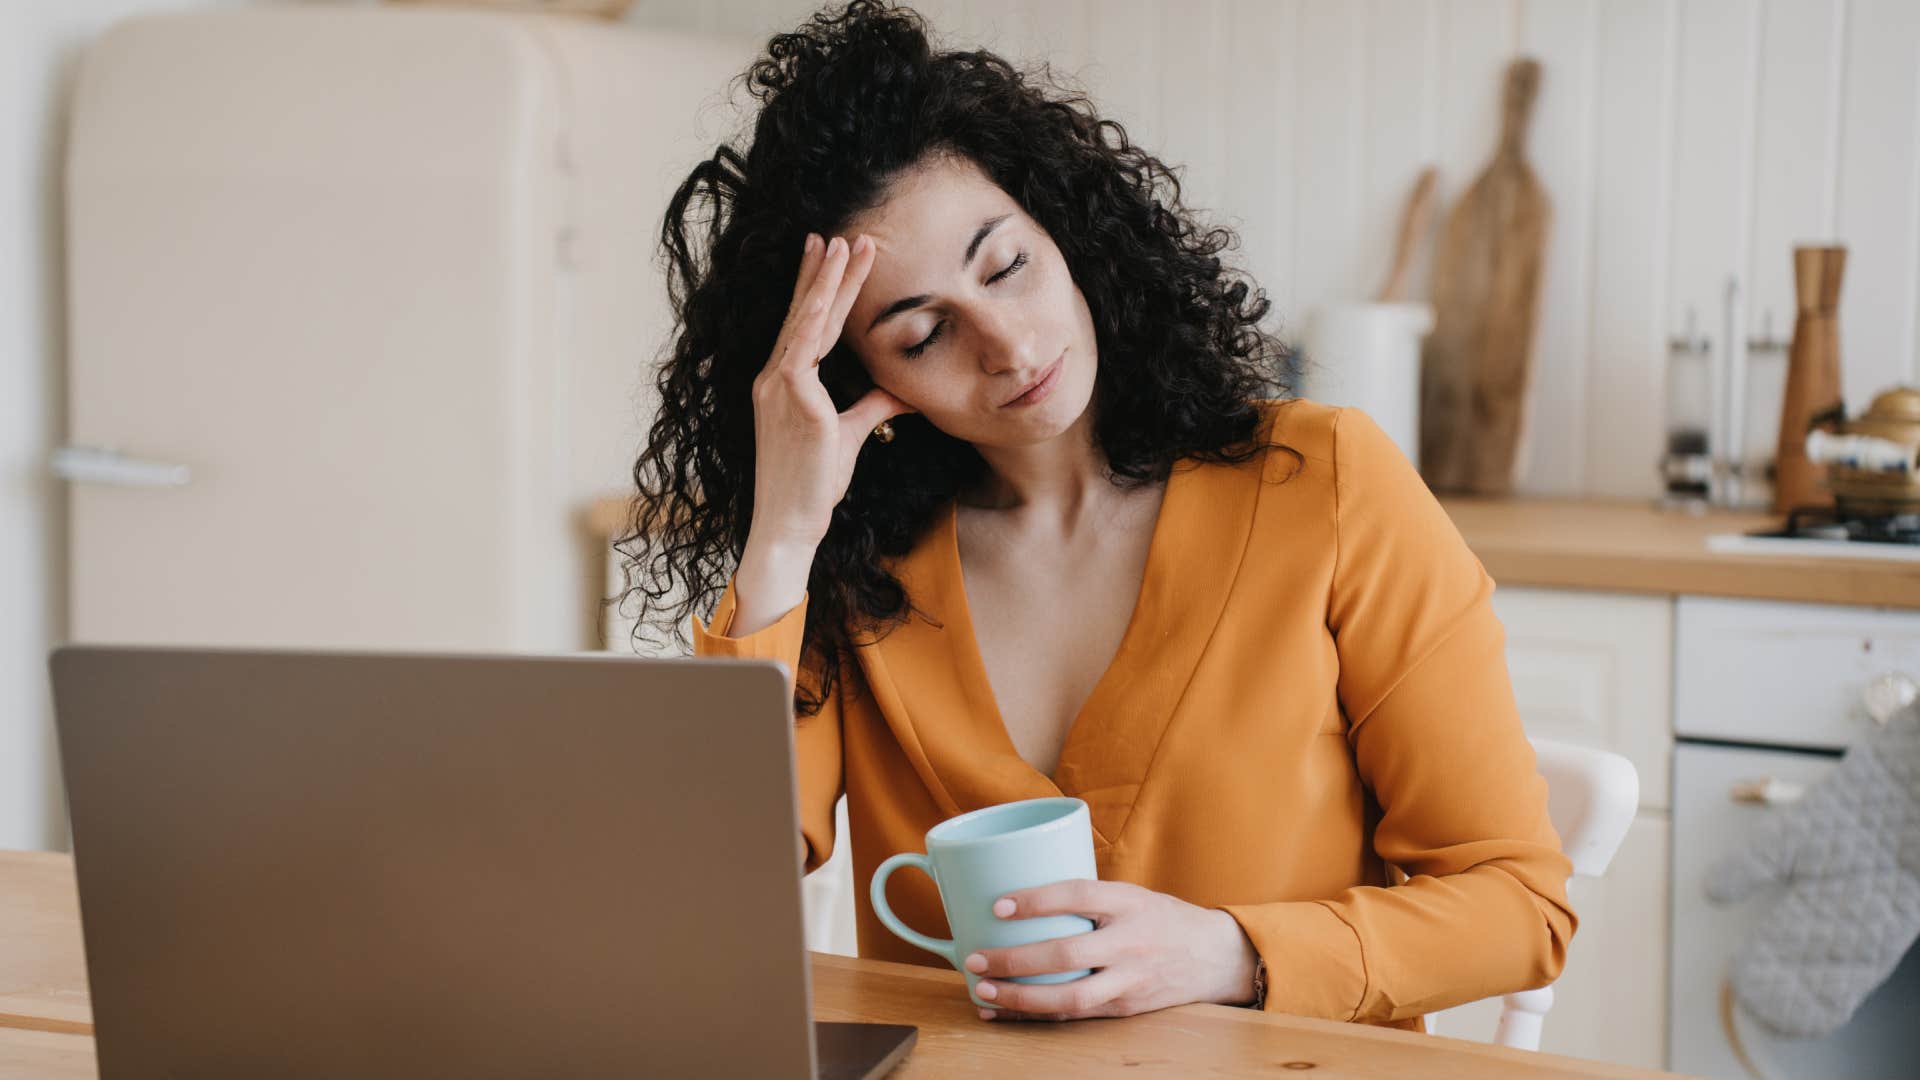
left=963, top=879, right=1260, bottom=1021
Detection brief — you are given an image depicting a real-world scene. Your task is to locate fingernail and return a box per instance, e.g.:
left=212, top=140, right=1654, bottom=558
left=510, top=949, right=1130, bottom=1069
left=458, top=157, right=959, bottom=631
left=805, top=233, right=819, bottom=253
left=964, top=952, right=987, bottom=973
left=977, top=1008, right=995, bottom=1021
left=830, top=235, right=846, bottom=255
left=854, top=234, right=872, bottom=254
left=975, top=980, right=997, bottom=1000
left=993, top=898, right=1016, bottom=918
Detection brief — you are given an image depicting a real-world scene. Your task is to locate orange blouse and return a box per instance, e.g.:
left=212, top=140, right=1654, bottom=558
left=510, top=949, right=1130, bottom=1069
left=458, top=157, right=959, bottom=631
left=692, top=399, right=1575, bottom=1030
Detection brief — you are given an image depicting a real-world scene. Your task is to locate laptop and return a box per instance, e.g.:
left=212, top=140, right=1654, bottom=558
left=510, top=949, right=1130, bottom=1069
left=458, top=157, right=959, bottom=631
left=49, top=645, right=915, bottom=1079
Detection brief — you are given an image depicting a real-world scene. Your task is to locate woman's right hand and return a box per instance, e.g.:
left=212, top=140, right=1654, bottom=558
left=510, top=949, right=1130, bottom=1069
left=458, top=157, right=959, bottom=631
left=731, top=233, right=913, bottom=638
left=750, top=232, right=911, bottom=548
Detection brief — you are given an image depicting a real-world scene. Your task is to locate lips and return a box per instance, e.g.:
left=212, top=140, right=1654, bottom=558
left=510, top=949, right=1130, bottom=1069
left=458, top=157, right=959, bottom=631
left=1001, top=354, right=1064, bottom=408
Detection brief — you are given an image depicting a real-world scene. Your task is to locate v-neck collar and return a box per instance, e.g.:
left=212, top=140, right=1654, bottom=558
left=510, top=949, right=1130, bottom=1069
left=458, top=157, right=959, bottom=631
left=854, top=450, right=1265, bottom=851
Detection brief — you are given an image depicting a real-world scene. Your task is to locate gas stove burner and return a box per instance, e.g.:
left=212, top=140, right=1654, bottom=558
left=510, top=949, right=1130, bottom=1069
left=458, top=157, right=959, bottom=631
left=1710, top=505, right=1920, bottom=560
left=1774, top=506, right=1920, bottom=545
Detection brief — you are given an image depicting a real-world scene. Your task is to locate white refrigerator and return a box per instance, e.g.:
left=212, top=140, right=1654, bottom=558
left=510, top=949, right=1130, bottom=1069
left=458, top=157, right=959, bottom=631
left=59, top=4, right=752, bottom=652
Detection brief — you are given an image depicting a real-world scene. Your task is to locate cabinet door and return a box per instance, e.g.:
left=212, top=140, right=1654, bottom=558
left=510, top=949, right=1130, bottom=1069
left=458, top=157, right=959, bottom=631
left=1493, top=587, right=1675, bottom=809
left=1430, top=813, right=1669, bottom=1070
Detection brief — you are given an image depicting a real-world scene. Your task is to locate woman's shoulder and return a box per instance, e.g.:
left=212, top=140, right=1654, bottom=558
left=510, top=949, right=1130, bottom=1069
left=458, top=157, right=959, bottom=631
left=1248, top=397, right=1345, bottom=482
left=1228, top=398, right=1430, bottom=524
left=1252, top=398, right=1413, bottom=477
left=1255, top=396, right=1338, bottom=448
left=1242, top=398, right=1480, bottom=592
left=1163, top=398, right=1343, bottom=512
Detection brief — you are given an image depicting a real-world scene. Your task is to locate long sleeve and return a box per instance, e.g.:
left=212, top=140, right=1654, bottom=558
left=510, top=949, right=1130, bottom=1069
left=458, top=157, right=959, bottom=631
left=691, top=584, right=845, bottom=874
left=1220, top=407, right=1577, bottom=1024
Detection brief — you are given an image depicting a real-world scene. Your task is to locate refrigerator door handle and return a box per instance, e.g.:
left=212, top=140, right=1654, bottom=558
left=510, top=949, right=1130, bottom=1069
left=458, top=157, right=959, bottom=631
left=50, top=445, right=191, bottom=487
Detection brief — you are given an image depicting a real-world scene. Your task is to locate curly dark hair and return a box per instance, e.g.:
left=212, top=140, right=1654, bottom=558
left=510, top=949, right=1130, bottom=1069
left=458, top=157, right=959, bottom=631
left=615, top=0, right=1298, bottom=715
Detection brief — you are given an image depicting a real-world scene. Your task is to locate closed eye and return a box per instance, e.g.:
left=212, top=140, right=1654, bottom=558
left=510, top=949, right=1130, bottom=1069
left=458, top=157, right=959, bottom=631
left=903, top=322, right=944, bottom=359
left=902, top=252, right=1030, bottom=359
left=989, top=251, right=1028, bottom=284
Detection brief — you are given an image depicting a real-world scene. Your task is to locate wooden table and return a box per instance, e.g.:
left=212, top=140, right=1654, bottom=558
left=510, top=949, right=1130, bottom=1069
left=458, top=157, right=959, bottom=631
left=0, top=851, right=93, bottom=1076
left=808, top=952, right=1680, bottom=1078
left=0, top=850, right=89, bottom=1035
left=0, top=851, right=1691, bottom=1077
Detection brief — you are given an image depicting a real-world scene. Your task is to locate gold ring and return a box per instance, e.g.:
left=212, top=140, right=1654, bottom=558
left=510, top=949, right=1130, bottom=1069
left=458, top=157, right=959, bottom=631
left=871, top=420, right=895, bottom=444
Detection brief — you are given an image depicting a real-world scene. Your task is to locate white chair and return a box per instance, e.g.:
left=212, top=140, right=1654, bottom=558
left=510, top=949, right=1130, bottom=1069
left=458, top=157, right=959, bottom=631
left=802, top=796, right=862, bottom=956
left=1441, top=736, right=1639, bottom=1050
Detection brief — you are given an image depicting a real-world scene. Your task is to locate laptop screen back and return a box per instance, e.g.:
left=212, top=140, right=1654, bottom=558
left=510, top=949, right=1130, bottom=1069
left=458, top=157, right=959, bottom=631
left=51, top=646, right=816, bottom=1078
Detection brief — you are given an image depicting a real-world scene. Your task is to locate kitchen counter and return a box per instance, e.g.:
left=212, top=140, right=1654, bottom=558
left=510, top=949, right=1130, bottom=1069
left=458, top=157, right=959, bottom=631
left=588, top=494, right=1920, bottom=611
left=1439, top=497, right=1920, bottom=610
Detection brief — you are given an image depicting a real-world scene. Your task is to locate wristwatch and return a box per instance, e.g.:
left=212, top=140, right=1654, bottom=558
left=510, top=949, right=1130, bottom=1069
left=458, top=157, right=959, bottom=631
left=1249, top=957, right=1268, bottom=1010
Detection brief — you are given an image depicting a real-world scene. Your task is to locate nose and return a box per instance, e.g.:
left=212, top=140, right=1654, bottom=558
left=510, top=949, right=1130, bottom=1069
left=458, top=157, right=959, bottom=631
left=970, top=303, right=1035, bottom=376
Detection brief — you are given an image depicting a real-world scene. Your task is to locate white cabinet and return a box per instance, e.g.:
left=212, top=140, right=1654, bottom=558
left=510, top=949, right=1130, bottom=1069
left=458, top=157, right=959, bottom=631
left=1434, top=815, right=1670, bottom=1070
left=1556, top=815, right=1671, bottom=1069
left=1433, top=587, right=1673, bottom=1069
left=1494, top=587, right=1674, bottom=809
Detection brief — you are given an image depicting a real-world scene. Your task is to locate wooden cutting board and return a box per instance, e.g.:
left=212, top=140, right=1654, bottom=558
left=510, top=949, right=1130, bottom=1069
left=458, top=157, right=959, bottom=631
left=1420, top=58, right=1550, bottom=494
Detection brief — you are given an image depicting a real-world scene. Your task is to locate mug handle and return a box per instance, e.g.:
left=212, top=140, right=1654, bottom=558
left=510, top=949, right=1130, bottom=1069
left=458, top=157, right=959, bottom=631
left=869, top=853, right=957, bottom=966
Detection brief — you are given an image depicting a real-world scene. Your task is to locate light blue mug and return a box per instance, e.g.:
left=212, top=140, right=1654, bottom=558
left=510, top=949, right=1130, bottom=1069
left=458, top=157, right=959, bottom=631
left=870, top=796, right=1097, bottom=1008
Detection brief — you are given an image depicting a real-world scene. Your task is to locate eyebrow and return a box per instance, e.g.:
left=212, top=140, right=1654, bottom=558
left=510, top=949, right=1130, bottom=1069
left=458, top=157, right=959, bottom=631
left=865, top=213, right=1014, bottom=334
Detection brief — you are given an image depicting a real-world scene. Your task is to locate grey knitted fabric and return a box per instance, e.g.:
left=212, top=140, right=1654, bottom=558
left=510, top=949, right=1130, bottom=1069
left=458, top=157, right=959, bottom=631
left=1703, top=705, right=1920, bottom=1038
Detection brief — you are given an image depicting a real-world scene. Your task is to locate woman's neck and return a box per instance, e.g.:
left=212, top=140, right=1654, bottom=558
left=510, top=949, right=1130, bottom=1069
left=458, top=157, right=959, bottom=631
left=963, top=405, right=1126, bottom=525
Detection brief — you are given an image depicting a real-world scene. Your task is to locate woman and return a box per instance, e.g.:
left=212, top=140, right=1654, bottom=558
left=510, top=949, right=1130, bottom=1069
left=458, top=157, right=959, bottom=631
left=618, top=0, right=1574, bottom=1030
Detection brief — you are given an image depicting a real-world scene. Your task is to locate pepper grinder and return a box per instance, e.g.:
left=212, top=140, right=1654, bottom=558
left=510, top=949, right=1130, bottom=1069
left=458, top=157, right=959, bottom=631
left=1773, top=246, right=1846, bottom=514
